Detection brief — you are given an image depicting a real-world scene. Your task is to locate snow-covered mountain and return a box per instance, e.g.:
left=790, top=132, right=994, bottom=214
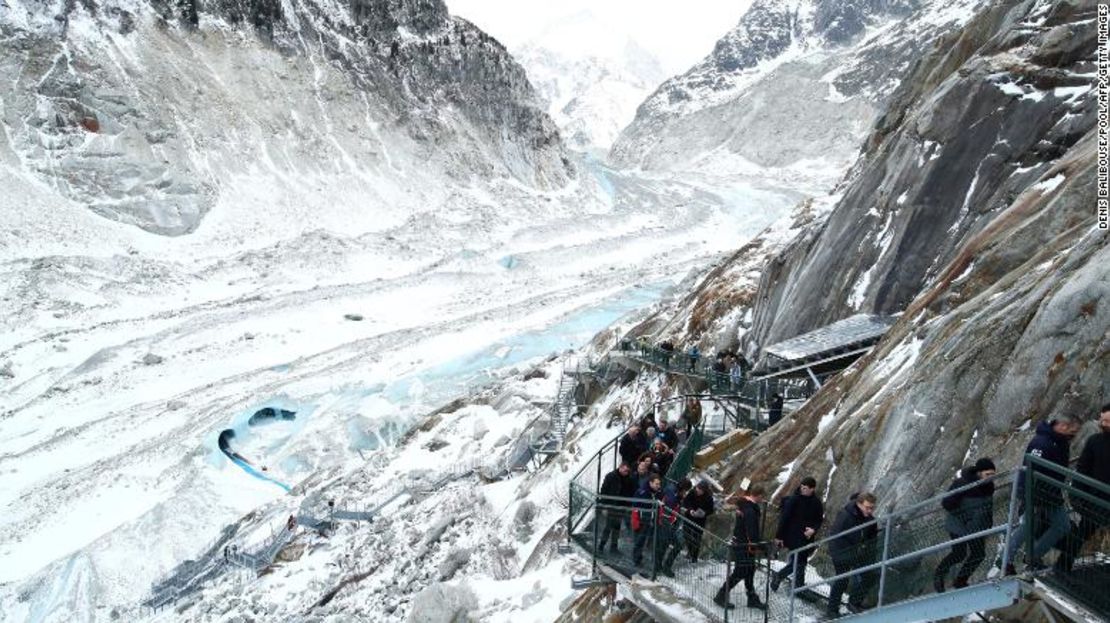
left=501, top=10, right=669, bottom=154
left=610, top=0, right=984, bottom=180
left=513, top=41, right=666, bottom=154
left=593, top=0, right=1105, bottom=538
left=0, top=0, right=571, bottom=236
left=0, top=0, right=807, bottom=620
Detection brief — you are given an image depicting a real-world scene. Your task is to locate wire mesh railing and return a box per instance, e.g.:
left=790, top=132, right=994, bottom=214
left=570, top=490, right=810, bottom=622
left=783, top=470, right=1022, bottom=619
left=1024, top=455, right=1110, bottom=616
left=614, top=338, right=817, bottom=408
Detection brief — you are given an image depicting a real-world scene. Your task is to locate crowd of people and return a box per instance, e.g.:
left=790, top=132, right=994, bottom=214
left=629, top=337, right=752, bottom=393
left=593, top=403, right=1110, bottom=617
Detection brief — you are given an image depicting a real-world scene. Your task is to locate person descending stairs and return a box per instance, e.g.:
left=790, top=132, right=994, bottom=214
left=714, top=484, right=768, bottom=611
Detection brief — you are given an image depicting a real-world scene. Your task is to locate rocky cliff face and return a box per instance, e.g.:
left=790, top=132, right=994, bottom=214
left=745, top=0, right=1099, bottom=351
left=678, top=0, right=1106, bottom=508
left=609, top=0, right=980, bottom=177
left=0, top=0, right=570, bottom=234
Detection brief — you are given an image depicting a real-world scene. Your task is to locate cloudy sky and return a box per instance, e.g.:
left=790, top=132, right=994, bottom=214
left=445, top=0, right=754, bottom=75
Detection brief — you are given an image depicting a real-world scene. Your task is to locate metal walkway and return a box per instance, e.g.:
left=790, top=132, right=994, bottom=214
left=567, top=426, right=1108, bottom=623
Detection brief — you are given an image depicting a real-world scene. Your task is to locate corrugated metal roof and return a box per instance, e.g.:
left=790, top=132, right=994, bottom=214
left=764, top=314, right=896, bottom=362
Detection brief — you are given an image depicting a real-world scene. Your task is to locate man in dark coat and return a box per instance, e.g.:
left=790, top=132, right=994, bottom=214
left=597, top=462, right=637, bottom=553
left=681, top=481, right=715, bottom=562
left=655, top=480, right=690, bottom=576
left=826, top=492, right=878, bottom=617
left=713, top=486, right=767, bottom=611
left=656, top=417, right=679, bottom=451
left=1059, top=405, right=1110, bottom=571
left=768, top=394, right=784, bottom=427
left=619, top=425, right=648, bottom=466
left=771, top=476, right=824, bottom=591
left=1004, top=416, right=1080, bottom=572
left=934, top=458, right=996, bottom=591
left=631, top=475, right=666, bottom=567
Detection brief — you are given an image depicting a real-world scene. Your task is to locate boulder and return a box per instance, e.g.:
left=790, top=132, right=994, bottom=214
left=406, top=583, right=477, bottom=623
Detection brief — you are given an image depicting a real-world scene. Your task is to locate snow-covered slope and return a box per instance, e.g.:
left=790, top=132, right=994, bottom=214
left=0, top=0, right=811, bottom=620
left=0, top=0, right=570, bottom=236
left=610, top=0, right=983, bottom=180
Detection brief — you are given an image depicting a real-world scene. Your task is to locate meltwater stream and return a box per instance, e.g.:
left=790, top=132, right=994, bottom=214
left=214, top=282, right=670, bottom=489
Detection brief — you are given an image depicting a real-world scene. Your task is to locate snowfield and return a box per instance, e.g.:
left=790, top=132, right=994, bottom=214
left=0, top=130, right=818, bottom=620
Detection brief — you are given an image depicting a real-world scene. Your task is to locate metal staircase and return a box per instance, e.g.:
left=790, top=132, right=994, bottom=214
left=532, top=364, right=579, bottom=459
left=566, top=418, right=1109, bottom=623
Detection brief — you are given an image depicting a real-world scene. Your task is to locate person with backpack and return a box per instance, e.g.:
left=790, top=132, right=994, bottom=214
left=681, top=480, right=715, bottom=562
left=934, top=458, right=996, bottom=592
left=770, top=476, right=824, bottom=591
left=597, top=461, right=638, bottom=553
left=713, top=485, right=768, bottom=611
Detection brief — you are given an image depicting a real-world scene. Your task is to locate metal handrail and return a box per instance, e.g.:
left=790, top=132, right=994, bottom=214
left=784, top=457, right=1110, bottom=620
left=786, top=468, right=1021, bottom=561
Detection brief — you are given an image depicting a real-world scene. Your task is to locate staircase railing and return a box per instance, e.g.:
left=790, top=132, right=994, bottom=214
left=570, top=490, right=779, bottom=622
left=784, top=469, right=1022, bottom=619
left=1024, top=454, right=1110, bottom=616
left=614, top=338, right=816, bottom=407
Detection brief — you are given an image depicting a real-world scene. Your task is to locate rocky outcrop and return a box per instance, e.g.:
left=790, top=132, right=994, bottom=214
left=609, top=0, right=979, bottom=175
left=713, top=0, right=1106, bottom=508
left=0, top=0, right=570, bottom=234
left=745, top=0, right=1099, bottom=350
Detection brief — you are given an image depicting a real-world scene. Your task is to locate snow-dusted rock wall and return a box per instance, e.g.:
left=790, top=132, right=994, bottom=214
left=609, top=0, right=981, bottom=176
left=746, top=0, right=1099, bottom=349
left=714, top=0, right=1107, bottom=508
left=0, top=0, right=570, bottom=234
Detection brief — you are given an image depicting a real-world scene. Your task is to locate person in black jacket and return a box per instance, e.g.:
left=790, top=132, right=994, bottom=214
left=1004, top=416, right=1080, bottom=572
left=631, top=475, right=666, bottom=566
left=681, top=480, right=715, bottom=562
left=767, top=394, right=784, bottom=427
left=826, top=492, right=878, bottom=617
left=650, top=440, right=675, bottom=477
left=770, top=476, right=824, bottom=591
left=934, top=458, right=996, bottom=592
left=619, top=425, right=648, bottom=466
left=656, top=417, right=679, bottom=451
left=713, top=485, right=767, bottom=611
left=597, top=462, right=637, bottom=553
left=1059, top=405, right=1110, bottom=572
